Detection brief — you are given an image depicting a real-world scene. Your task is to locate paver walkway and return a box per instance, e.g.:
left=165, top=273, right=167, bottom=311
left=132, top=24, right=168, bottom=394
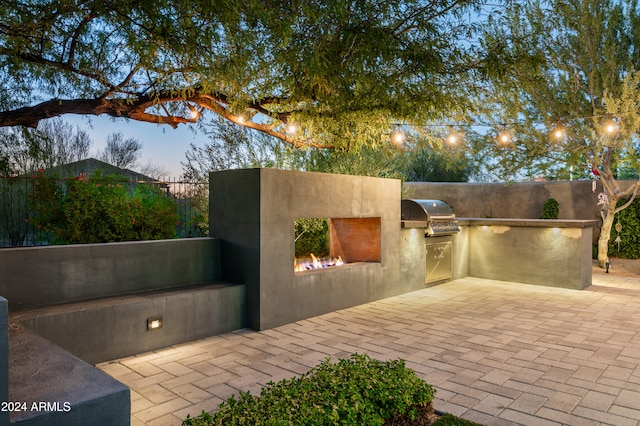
left=98, top=273, right=640, bottom=426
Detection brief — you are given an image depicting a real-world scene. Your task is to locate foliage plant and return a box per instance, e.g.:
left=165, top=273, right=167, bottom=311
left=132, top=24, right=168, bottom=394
left=1, top=1, right=492, bottom=151
left=31, top=171, right=176, bottom=244
left=182, top=353, right=436, bottom=426
left=540, top=198, right=559, bottom=219
left=478, top=0, right=640, bottom=268
left=608, top=197, right=640, bottom=259
left=294, top=218, right=330, bottom=258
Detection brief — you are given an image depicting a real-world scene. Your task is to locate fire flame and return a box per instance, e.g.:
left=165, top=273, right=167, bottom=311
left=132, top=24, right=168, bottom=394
left=294, top=253, right=345, bottom=272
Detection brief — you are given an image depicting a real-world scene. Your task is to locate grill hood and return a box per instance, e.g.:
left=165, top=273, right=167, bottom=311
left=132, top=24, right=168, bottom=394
left=401, top=199, right=460, bottom=235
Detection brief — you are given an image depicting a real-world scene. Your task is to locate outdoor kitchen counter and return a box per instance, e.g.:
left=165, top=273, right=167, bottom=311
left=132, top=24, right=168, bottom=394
left=453, top=218, right=597, bottom=290
left=457, top=218, right=600, bottom=228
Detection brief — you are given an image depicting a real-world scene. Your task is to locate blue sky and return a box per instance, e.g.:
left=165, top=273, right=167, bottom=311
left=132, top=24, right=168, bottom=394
left=65, top=115, right=207, bottom=178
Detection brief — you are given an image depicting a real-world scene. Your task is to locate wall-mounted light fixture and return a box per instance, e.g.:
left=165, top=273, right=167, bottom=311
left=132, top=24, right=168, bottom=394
left=147, top=316, right=163, bottom=331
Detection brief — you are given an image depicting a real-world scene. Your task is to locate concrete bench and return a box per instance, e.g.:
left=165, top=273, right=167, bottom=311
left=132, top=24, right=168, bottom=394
left=1, top=296, right=130, bottom=425
left=11, top=282, right=246, bottom=364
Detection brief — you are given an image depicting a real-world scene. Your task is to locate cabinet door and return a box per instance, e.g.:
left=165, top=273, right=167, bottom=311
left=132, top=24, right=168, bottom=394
left=425, top=241, right=452, bottom=284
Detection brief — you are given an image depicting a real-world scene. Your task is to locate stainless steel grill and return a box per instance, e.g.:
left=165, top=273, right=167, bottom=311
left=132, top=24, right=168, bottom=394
left=401, top=199, right=460, bottom=284
left=400, top=199, right=460, bottom=236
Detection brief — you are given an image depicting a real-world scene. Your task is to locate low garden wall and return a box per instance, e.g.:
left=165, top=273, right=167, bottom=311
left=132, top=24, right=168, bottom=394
left=1, top=237, right=248, bottom=364
left=0, top=237, right=220, bottom=310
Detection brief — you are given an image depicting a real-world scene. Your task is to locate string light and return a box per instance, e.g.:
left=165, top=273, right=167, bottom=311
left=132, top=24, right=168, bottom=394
left=445, top=128, right=463, bottom=145
left=602, top=118, right=619, bottom=137
left=286, top=123, right=297, bottom=134
left=188, top=107, right=200, bottom=120
left=550, top=123, right=566, bottom=141
left=391, top=130, right=406, bottom=146
left=385, top=111, right=633, bottom=149
left=496, top=126, right=512, bottom=146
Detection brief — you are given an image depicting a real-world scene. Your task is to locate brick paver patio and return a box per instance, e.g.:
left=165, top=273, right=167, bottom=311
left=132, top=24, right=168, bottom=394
left=98, top=273, right=640, bottom=426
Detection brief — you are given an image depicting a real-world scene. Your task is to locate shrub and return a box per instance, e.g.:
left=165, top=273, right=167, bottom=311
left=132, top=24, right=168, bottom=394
left=294, top=217, right=330, bottom=257
left=608, top=197, right=640, bottom=259
left=31, top=172, right=177, bottom=244
left=183, top=353, right=436, bottom=426
left=540, top=198, right=559, bottom=219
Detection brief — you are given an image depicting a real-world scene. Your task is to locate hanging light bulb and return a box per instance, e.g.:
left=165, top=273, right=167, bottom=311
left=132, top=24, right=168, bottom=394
left=496, top=126, right=512, bottom=146
left=391, top=130, right=406, bottom=146
left=286, top=123, right=297, bottom=134
left=188, top=107, right=200, bottom=120
left=551, top=123, right=566, bottom=141
left=445, top=128, right=463, bottom=145
left=602, top=118, right=618, bottom=137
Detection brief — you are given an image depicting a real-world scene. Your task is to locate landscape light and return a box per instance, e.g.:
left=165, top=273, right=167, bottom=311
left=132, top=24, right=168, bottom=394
left=147, top=316, right=163, bottom=331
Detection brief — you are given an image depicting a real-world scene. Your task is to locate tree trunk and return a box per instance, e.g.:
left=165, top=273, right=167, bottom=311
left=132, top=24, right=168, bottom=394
left=598, top=200, right=616, bottom=268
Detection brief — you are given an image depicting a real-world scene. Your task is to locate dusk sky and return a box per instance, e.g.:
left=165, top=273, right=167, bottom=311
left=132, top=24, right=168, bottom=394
left=66, top=114, right=207, bottom=178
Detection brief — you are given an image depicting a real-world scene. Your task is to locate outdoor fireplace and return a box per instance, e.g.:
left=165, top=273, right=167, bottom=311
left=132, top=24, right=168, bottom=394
left=210, top=168, right=405, bottom=330
left=294, top=217, right=381, bottom=272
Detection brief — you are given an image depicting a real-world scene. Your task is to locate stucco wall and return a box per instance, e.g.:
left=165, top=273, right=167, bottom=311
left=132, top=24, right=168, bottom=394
left=210, top=168, right=409, bottom=330
left=14, top=283, right=246, bottom=364
left=403, top=180, right=613, bottom=220
left=463, top=219, right=596, bottom=289
left=0, top=237, right=220, bottom=310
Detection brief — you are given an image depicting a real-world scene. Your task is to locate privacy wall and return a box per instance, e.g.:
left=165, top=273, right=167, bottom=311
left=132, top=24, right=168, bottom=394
left=210, top=168, right=411, bottom=330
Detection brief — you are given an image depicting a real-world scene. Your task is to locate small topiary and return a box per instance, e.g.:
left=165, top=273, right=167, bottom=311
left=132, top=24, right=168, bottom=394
left=183, top=353, right=436, bottom=426
left=540, top=198, right=559, bottom=219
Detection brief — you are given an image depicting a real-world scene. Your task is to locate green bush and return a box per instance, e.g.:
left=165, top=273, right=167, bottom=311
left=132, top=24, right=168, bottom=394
left=608, top=197, right=640, bottom=259
left=183, top=353, right=436, bottom=426
left=540, top=198, right=559, bottom=219
left=31, top=172, right=177, bottom=244
left=294, top=217, right=329, bottom=257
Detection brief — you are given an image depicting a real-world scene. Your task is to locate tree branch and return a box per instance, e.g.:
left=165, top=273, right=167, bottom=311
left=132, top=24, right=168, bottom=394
left=614, top=181, right=640, bottom=214
left=15, top=52, right=117, bottom=92
left=0, top=90, right=332, bottom=149
left=67, top=12, right=96, bottom=66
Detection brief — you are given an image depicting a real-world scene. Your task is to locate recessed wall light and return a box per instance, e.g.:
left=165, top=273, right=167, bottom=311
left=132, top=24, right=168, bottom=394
left=147, top=316, right=163, bottom=331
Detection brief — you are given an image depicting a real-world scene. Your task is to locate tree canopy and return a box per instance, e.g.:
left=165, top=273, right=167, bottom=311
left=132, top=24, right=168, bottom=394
left=0, top=0, right=491, bottom=149
left=476, top=0, right=640, bottom=266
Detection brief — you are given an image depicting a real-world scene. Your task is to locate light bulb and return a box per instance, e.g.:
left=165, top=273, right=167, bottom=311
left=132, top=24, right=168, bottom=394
left=602, top=119, right=618, bottom=137
left=497, top=131, right=511, bottom=145
left=391, top=131, right=406, bottom=146
left=445, top=130, right=463, bottom=145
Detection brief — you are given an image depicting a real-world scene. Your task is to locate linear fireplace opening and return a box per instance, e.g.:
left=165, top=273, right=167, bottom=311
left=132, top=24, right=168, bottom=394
left=294, top=217, right=381, bottom=272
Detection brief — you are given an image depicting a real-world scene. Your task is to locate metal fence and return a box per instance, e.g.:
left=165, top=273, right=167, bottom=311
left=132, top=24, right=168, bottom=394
left=0, top=175, right=208, bottom=247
